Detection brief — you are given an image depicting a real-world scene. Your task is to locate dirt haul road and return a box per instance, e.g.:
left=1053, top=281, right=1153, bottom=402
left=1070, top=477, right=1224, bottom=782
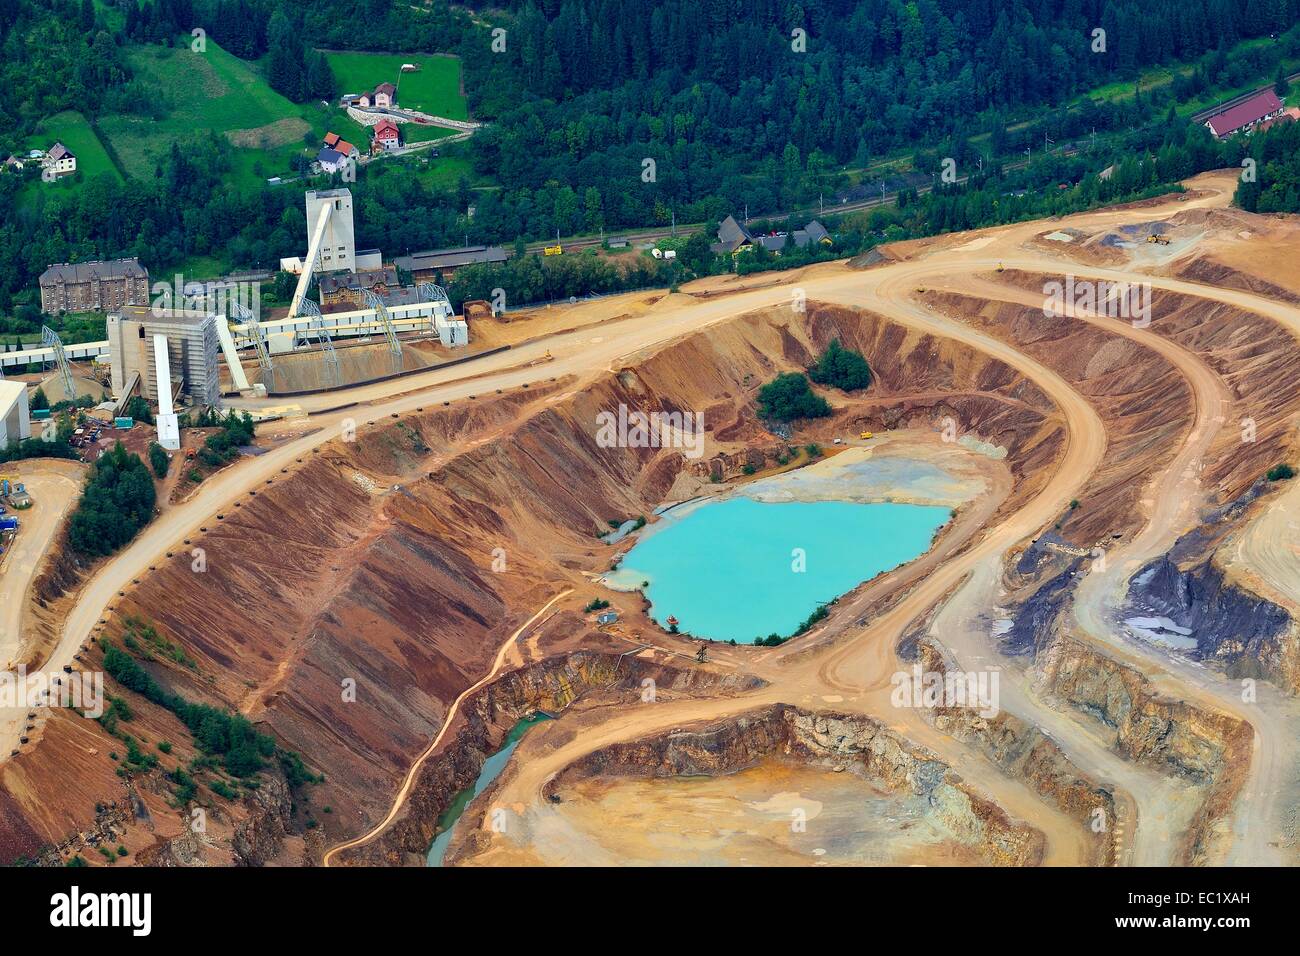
left=21, top=172, right=1299, bottom=865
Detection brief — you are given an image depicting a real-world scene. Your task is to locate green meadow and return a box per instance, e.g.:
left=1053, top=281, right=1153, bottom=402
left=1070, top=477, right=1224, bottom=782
left=324, top=52, right=467, bottom=119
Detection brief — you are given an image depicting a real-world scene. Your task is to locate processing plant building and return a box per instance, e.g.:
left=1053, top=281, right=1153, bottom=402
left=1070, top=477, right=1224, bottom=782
left=107, top=306, right=222, bottom=407
left=0, top=380, right=31, bottom=447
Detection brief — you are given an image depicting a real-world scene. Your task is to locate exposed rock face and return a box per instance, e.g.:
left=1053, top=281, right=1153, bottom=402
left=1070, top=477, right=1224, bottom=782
left=1128, top=554, right=1294, bottom=681
left=548, top=704, right=1044, bottom=867
left=348, top=651, right=763, bottom=866
left=991, top=270, right=1300, bottom=507
left=911, top=639, right=1119, bottom=866
left=1035, top=635, right=1252, bottom=864
left=922, top=288, right=1194, bottom=548
left=1175, top=255, right=1300, bottom=305
left=1002, top=557, right=1084, bottom=657
left=1120, top=479, right=1298, bottom=691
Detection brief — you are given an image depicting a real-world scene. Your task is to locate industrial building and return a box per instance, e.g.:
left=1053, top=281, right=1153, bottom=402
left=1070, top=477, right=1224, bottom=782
left=0, top=380, right=31, bottom=447
left=227, top=286, right=464, bottom=354
left=392, top=245, right=508, bottom=281
left=279, top=189, right=382, bottom=276
left=39, top=258, right=150, bottom=314
left=107, top=306, right=222, bottom=407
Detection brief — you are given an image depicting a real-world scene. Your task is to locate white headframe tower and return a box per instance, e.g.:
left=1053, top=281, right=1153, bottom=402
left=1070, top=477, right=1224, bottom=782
left=306, top=188, right=356, bottom=274
left=288, top=188, right=356, bottom=317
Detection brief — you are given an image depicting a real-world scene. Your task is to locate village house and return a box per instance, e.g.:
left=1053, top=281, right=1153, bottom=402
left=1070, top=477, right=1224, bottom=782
left=42, top=142, right=76, bottom=177
left=1205, top=90, right=1285, bottom=138
left=322, top=133, right=359, bottom=159
left=316, top=147, right=349, bottom=174
left=39, top=258, right=150, bottom=314
left=1258, top=106, right=1300, bottom=133
left=358, top=82, right=397, bottom=109
left=371, top=119, right=401, bottom=153
left=709, top=215, right=833, bottom=256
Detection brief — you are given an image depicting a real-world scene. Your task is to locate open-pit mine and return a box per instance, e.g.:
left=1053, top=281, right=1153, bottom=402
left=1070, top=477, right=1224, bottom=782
left=5, top=170, right=1300, bottom=873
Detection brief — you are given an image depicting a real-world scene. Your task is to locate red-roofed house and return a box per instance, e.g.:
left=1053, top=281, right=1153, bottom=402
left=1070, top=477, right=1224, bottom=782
left=372, top=119, right=401, bottom=152
left=323, top=131, right=341, bottom=149
left=1206, top=90, right=1285, bottom=138
left=333, top=139, right=359, bottom=159
left=359, top=82, right=397, bottom=109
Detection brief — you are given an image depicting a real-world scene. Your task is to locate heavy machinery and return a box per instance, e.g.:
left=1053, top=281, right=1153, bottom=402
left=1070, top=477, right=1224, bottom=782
left=1147, top=234, right=1171, bottom=245
left=543, top=244, right=563, bottom=256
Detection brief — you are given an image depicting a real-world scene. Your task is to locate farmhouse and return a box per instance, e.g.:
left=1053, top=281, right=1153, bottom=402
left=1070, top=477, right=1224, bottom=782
left=392, top=245, right=508, bottom=281
left=372, top=119, right=401, bottom=152
left=42, top=142, right=76, bottom=177
left=1205, top=90, right=1285, bottom=138
left=710, top=215, right=755, bottom=255
left=40, top=258, right=150, bottom=314
left=359, top=82, right=397, bottom=109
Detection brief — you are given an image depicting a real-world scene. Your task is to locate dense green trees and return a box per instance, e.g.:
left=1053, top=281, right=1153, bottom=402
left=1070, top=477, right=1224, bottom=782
left=148, top=441, right=169, bottom=478
left=1235, top=120, right=1300, bottom=213
left=265, top=10, right=335, bottom=102
left=757, top=372, right=831, bottom=422
left=103, top=640, right=284, bottom=779
left=808, top=339, right=872, bottom=391
left=67, top=441, right=157, bottom=556
left=0, top=0, right=128, bottom=142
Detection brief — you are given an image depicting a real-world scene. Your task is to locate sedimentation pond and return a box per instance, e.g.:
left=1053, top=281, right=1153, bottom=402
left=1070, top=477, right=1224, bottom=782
left=426, top=713, right=551, bottom=867
left=610, top=496, right=951, bottom=643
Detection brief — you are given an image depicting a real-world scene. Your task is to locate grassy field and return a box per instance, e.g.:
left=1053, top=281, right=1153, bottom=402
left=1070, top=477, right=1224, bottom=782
left=402, top=123, right=461, bottom=144
left=92, top=41, right=470, bottom=191
left=25, top=111, right=122, bottom=182
left=94, top=41, right=373, bottom=189
left=324, top=52, right=467, bottom=119
left=1074, top=35, right=1298, bottom=118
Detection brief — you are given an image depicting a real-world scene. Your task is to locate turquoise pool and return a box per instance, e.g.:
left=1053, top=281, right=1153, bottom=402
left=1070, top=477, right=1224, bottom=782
left=615, top=497, right=950, bottom=643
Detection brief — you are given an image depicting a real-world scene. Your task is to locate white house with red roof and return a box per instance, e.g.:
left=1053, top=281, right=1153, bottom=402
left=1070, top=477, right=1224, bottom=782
left=1205, top=90, right=1285, bottom=138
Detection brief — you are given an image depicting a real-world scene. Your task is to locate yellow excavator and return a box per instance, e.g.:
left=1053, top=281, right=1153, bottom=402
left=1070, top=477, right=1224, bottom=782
left=1147, top=234, right=1171, bottom=246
